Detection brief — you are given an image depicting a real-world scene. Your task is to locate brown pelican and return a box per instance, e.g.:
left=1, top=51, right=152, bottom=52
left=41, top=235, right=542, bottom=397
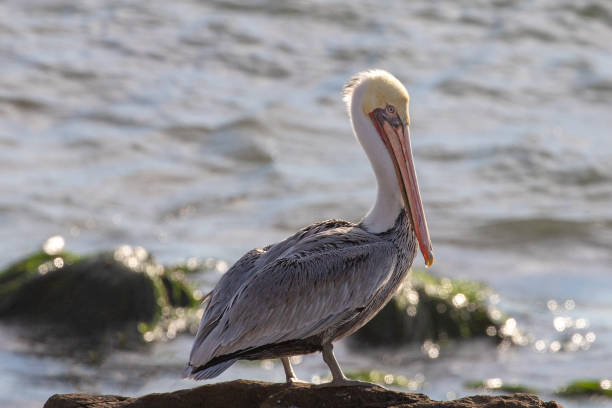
left=184, top=69, right=434, bottom=386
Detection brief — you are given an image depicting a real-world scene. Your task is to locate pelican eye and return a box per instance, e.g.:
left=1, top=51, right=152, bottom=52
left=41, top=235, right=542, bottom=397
left=386, top=105, right=395, bottom=114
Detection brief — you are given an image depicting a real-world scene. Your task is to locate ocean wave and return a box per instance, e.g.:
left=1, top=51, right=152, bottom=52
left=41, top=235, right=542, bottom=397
left=477, top=144, right=612, bottom=186
left=477, top=217, right=598, bottom=243
left=165, top=117, right=274, bottom=165
left=0, top=95, right=49, bottom=112
left=218, top=51, right=290, bottom=78
left=438, top=79, right=507, bottom=99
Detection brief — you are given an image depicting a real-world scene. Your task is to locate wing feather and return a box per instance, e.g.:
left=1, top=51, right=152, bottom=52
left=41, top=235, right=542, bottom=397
left=188, top=229, right=397, bottom=368
left=189, top=220, right=352, bottom=357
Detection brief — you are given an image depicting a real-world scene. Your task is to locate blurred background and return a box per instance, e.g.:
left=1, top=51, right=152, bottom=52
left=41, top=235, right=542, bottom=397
left=1, top=0, right=611, bottom=407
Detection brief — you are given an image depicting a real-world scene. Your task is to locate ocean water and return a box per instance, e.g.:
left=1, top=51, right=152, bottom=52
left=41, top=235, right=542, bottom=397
left=1, top=0, right=611, bottom=407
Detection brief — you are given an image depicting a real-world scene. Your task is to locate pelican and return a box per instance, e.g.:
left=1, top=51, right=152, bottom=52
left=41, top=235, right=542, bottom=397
left=184, top=70, right=434, bottom=386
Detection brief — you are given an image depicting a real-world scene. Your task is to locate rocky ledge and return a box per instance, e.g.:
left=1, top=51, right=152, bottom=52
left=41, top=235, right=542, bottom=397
left=44, top=379, right=563, bottom=408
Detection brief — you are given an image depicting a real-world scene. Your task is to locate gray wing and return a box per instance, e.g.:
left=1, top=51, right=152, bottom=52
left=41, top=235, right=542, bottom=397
left=188, top=225, right=397, bottom=368
left=191, top=248, right=264, bottom=347
left=189, top=219, right=353, bottom=354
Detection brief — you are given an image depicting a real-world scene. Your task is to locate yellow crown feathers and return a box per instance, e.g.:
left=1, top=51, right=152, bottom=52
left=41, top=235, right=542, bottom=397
left=343, top=70, right=410, bottom=126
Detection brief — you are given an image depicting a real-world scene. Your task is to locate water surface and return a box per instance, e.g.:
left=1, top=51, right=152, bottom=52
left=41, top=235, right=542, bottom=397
left=1, top=1, right=611, bottom=407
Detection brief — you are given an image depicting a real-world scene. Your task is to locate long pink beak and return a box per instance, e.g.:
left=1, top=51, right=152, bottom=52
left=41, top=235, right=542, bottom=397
left=370, top=113, right=434, bottom=267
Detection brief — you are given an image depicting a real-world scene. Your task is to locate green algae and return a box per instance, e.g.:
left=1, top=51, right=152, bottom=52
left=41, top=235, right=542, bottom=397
left=556, top=379, right=612, bottom=397
left=346, top=369, right=422, bottom=389
left=466, top=379, right=538, bottom=394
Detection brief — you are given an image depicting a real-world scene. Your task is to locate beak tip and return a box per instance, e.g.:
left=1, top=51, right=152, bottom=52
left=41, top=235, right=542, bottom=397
left=424, top=252, right=434, bottom=268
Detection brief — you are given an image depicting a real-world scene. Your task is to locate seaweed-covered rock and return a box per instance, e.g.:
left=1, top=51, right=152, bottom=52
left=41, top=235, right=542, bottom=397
left=0, top=253, right=156, bottom=333
left=0, top=249, right=80, bottom=298
left=353, top=269, right=512, bottom=346
left=0, top=244, right=199, bottom=341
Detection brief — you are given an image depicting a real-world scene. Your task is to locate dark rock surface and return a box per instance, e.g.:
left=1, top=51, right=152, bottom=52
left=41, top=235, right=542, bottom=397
left=0, top=247, right=198, bottom=342
left=44, top=379, right=563, bottom=408
left=0, top=254, right=158, bottom=333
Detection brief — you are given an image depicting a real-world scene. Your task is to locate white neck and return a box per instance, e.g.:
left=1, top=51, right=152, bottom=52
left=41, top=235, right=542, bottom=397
left=348, top=89, right=403, bottom=233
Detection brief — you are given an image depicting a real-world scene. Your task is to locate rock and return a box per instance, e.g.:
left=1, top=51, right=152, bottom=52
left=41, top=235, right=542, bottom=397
left=0, top=250, right=80, bottom=298
left=353, top=269, right=512, bottom=346
left=43, top=380, right=564, bottom=408
left=0, top=246, right=199, bottom=343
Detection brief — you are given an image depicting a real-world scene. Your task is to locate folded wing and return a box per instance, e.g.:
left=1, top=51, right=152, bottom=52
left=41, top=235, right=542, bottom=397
left=187, top=225, right=397, bottom=371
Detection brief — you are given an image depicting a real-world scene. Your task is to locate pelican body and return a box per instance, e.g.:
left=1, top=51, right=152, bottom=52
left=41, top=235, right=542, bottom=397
left=184, top=70, right=434, bottom=386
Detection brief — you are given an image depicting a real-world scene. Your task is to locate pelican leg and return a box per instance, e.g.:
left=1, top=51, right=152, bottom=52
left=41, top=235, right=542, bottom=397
left=281, top=357, right=304, bottom=384
left=319, top=343, right=383, bottom=388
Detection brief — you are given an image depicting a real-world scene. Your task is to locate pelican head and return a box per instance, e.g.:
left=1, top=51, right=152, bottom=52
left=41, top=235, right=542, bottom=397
left=344, top=70, right=433, bottom=267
